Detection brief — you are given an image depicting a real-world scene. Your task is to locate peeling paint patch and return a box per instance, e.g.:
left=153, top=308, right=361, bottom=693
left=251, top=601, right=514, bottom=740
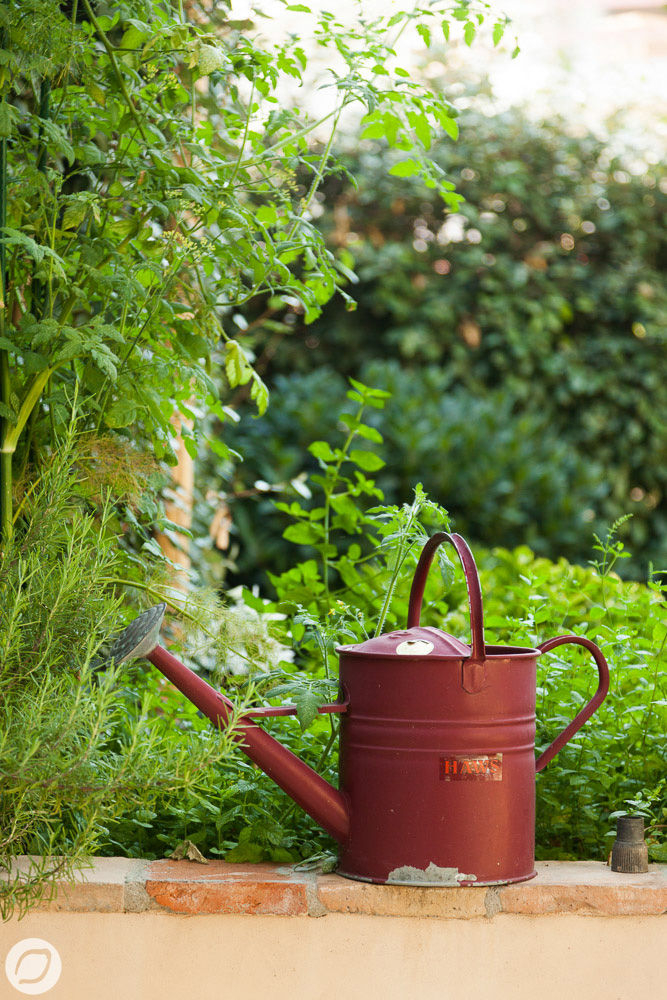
left=386, top=862, right=478, bottom=886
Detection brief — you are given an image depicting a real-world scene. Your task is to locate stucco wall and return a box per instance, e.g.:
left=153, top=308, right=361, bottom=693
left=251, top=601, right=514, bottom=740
left=2, top=860, right=665, bottom=1000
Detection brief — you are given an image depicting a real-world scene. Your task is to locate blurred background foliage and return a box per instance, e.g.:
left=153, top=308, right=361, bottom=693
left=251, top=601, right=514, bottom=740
left=216, top=104, right=666, bottom=584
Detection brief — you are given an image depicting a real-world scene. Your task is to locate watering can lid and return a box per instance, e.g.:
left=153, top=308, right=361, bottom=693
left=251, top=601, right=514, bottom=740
left=338, top=533, right=485, bottom=662
left=337, top=626, right=471, bottom=659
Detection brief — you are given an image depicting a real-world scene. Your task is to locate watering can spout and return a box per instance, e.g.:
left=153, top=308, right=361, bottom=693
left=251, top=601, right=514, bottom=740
left=147, top=645, right=350, bottom=844
left=104, top=605, right=349, bottom=844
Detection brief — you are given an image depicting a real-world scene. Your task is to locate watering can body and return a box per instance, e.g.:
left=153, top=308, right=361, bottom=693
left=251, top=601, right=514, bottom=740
left=333, top=533, right=609, bottom=885
left=119, top=532, right=609, bottom=887
left=337, top=637, right=541, bottom=885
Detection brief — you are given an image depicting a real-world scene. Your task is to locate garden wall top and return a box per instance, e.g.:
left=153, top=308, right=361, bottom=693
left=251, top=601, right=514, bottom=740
left=20, top=859, right=667, bottom=919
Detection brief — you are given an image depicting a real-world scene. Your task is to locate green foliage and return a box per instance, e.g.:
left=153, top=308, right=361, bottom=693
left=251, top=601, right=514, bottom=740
left=476, top=527, right=666, bottom=861
left=2, top=0, right=521, bottom=906
left=216, top=365, right=610, bottom=583
left=612, top=779, right=667, bottom=862
left=119, top=387, right=665, bottom=864
left=0, top=0, right=504, bottom=538
left=242, top=107, right=666, bottom=575
left=0, top=442, right=239, bottom=918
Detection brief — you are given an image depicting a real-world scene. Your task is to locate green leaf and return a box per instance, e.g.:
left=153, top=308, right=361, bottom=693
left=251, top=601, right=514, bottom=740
left=350, top=449, right=385, bottom=472
left=416, top=24, right=431, bottom=47
left=283, top=522, right=324, bottom=546
left=329, top=493, right=360, bottom=527
left=104, top=399, right=138, bottom=429
left=196, top=43, right=227, bottom=77
left=91, top=348, right=118, bottom=381
left=294, top=689, right=321, bottom=731
left=437, top=112, right=459, bottom=140
left=256, top=204, right=278, bottom=225
left=121, top=24, right=149, bottom=50
left=209, top=437, right=242, bottom=462
left=308, top=440, right=336, bottom=462
left=224, top=841, right=265, bottom=863
left=361, top=120, right=389, bottom=141
left=388, top=158, right=421, bottom=178
left=250, top=373, right=269, bottom=415
left=62, top=201, right=89, bottom=231
left=493, top=21, right=505, bottom=47
left=339, top=413, right=383, bottom=442
left=0, top=229, right=66, bottom=277
left=464, top=22, right=476, bottom=46
left=0, top=401, right=16, bottom=424
left=40, top=120, right=75, bottom=165
left=0, top=101, right=13, bottom=139
left=1, top=228, right=45, bottom=264
left=354, top=423, right=383, bottom=444
left=224, top=340, right=253, bottom=387
left=89, top=83, right=106, bottom=107
left=648, top=842, right=667, bottom=862
left=407, top=111, right=432, bottom=151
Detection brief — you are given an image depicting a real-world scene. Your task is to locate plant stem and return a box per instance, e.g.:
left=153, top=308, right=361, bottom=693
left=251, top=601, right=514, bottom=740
left=639, top=631, right=666, bottom=756
left=227, top=77, right=256, bottom=190
left=0, top=448, right=11, bottom=544
left=314, top=720, right=339, bottom=772
left=81, top=0, right=148, bottom=141
left=32, top=77, right=51, bottom=319
left=287, top=101, right=345, bottom=242
left=220, top=104, right=346, bottom=172
left=373, top=496, right=422, bottom=638
left=99, top=577, right=258, bottom=668
left=0, top=81, right=10, bottom=544
left=321, top=401, right=364, bottom=602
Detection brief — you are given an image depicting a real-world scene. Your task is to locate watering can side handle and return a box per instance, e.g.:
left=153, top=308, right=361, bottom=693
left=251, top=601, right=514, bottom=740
left=243, top=699, right=348, bottom=720
left=407, top=531, right=485, bottom=662
left=535, top=635, right=610, bottom=773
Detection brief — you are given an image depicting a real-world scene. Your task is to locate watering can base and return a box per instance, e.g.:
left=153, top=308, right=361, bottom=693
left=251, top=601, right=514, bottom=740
left=335, top=865, right=538, bottom=887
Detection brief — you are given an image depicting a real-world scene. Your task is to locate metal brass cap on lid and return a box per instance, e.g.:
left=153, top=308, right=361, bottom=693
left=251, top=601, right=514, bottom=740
left=337, top=626, right=471, bottom=659
left=610, top=815, right=649, bottom=873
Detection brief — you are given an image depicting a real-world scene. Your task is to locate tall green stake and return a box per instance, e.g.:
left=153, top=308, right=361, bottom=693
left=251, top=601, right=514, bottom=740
left=0, top=96, right=11, bottom=545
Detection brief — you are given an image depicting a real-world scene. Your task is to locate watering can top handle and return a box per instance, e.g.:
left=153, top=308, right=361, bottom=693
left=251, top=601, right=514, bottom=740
left=407, top=532, right=485, bottom=661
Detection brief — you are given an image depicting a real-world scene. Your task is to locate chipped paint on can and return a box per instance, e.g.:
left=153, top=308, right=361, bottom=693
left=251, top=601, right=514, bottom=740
left=386, top=863, right=478, bottom=886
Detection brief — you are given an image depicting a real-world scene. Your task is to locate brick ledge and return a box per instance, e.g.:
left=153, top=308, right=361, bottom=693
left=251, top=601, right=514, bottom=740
left=8, top=858, right=666, bottom=918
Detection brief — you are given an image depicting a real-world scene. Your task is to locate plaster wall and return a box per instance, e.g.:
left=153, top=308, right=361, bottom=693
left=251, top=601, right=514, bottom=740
left=1, top=910, right=663, bottom=1000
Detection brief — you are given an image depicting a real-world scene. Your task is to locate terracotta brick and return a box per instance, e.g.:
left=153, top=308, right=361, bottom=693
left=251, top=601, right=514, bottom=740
left=145, top=860, right=309, bottom=915
left=10, top=856, right=667, bottom=920
left=499, top=861, right=667, bottom=916
left=316, top=873, right=488, bottom=918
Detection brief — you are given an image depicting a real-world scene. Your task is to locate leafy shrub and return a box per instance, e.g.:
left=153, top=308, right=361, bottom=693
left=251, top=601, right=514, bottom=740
left=0, top=0, right=504, bottom=539
left=477, top=536, right=666, bottom=861
left=121, top=387, right=666, bottom=864
left=241, top=108, right=666, bottom=574
left=0, top=443, right=239, bottom=917
left=221, top=364, right=611, bottom=581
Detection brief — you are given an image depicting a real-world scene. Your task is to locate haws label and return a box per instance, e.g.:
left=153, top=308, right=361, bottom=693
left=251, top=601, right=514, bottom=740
left=439, top=754, right=503, bottom=781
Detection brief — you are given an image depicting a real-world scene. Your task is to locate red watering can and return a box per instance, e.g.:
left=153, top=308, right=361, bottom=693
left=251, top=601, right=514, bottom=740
left=109, top=532, right=609, bottom=886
